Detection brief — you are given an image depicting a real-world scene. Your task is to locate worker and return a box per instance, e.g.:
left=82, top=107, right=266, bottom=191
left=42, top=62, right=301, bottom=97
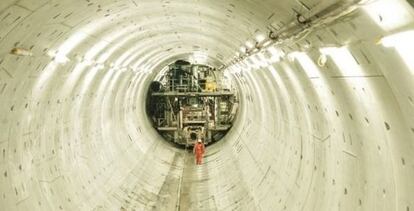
left=193, top=139, right=205, bottom=165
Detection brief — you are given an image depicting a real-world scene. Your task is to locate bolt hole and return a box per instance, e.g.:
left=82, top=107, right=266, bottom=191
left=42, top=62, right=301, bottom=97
left=384, top=122, right=390, bottom=130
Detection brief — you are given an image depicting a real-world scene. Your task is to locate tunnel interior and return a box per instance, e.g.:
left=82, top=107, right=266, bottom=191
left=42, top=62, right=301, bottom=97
left=146, top=59, right=239, bottom=147
left=1, top=0, right=414, bottom=210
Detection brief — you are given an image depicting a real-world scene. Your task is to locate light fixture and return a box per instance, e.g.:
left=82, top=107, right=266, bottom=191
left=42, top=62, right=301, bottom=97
left=10, top=48, right=32, bottom=56
left=255, top=33, right=266, bottom=43
left=245, top=41, right=254, bottom=49
left=239, top=46, right=246, bottom=53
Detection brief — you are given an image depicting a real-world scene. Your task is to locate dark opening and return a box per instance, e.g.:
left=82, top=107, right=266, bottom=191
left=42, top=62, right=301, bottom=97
left=146, top=60, right=238, bottom=147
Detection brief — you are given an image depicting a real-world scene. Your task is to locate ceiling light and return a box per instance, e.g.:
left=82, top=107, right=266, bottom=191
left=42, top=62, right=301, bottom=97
left=10, top=48, right=32, bottom=56
left=245, top=41, right=254, bottom=49
left=255, top=34, right=266, bottom=43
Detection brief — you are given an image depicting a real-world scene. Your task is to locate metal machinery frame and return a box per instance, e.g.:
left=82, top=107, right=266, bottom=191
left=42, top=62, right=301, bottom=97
left=147, top=60, right=238, bottom=147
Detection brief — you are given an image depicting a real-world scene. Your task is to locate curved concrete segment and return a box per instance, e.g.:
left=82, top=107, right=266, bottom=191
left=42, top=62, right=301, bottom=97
left=0, top=0, right=414, bottom=210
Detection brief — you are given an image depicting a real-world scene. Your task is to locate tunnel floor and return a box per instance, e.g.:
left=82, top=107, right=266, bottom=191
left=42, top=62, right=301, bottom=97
left=118, top=149, right=219, bottom=211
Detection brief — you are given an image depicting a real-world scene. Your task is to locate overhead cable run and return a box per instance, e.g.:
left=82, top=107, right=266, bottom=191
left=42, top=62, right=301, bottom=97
left=223, top=0, right=375, bottom=70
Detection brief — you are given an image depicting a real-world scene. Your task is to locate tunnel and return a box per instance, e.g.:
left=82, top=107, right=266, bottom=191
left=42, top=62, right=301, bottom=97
left=0, top=0, right=414, bottom=210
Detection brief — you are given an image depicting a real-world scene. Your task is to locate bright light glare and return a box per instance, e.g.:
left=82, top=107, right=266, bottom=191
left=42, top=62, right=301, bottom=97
left=289, top=52, right=321, bottom=78
left=363, top=0, right=411, bottom=31
left=60, top=62, right=89, bottom=97
left=58, top=32, right=87, bottom=55
left=48, top=51, right=69, bottom=64
left=380, top=30, right=414, bottom=74
left=246, top=57, right=257, bottom=69
left=34, top=63, right=57, bottom=91
left=80, top=59, right=94, bottom=66
left=240, top=59, right=251, bottom=70
left=320, top=47, right=363, bottom=76
left=80, top=66, right=100, bottom=95
left=36, top=31, right=88, bottom=94
left=256, top=53, right=268, bottom=68
left=240, top=46, right=247, bottom=53
left=381, top=30, right=414, bottom=47
left=249, top=54, right=265, bottom=69
left=267, top=46, right=284, bottom=63
left=49, top=32, right=88, bottom=64
left=97, top=68, right=115, bottom=97
left=267, top=65, right=289, bottom=99
left=245, top=41, right=254, bottom=49
left=85, top=41, right=107, bottom=61
left=255, top=34, right=266, bottom=43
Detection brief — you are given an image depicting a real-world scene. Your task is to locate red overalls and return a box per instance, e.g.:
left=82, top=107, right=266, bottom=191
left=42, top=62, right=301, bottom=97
left=193, top=142, right=205, bottom=165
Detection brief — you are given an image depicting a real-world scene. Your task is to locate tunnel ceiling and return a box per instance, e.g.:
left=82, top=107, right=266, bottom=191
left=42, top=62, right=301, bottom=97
left=1, top=0, right=338, bottom=71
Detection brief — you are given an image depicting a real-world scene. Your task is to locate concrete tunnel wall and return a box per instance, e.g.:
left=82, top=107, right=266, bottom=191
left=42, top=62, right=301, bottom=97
left=0, top=0, right=414, bottom=210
